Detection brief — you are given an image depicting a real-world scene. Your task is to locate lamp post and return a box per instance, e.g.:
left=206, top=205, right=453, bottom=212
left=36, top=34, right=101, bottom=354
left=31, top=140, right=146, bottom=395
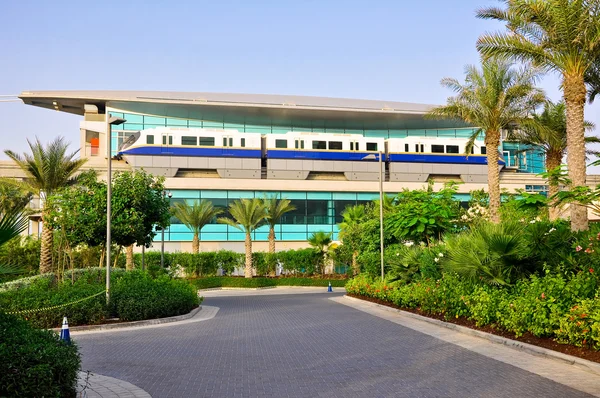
left=161, top=191, right=172, bottom=267
left=379, top=151, right=384, bottom=281
left=106, top=116, right=126, bottom=305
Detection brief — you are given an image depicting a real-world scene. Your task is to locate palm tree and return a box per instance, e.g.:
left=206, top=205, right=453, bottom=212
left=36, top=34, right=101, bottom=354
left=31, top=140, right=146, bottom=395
left=428, top=59, right=544, bottom=223
left=0, top=207, right=29, bottom=275
left=262, top=195, right=296, bottom=254
left=337, top=204, right=366, bottom=275
left=511, top=101, right=599, bottom=220
left=4, top=137, right=86, bottom=274
left=172, top=200, right=222, bottom=254
left=218, top=198, right=266, bottom=278
left=308, top=231, right=333, bottom=275
left=476, top=0, right=600, bottom=231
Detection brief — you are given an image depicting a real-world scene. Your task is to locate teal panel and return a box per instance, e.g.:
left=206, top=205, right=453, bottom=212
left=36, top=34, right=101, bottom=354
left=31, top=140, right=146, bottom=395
left=253, top=232, right=269, bottom=241
left=123, top=123, right=144, bottom=131
left=332, top=192, right=357, bottom=200
left=228, top=191, right=254, bottom=199
left=201, top=232, right=227, bottom=241
left=407, top=129, right=426, bottom=136
left=389, top=129, right=408, bottom=138
left=365, top=130, right=388, bottom=138
left=245, top=126, right=271, bottom=133
left=228, top=233, right=245, bottom=241
left=169, top=232, right=194, bottom=241
left=203, top=121, right=224, bottom=129
left=282, top=233, right=307, bottom=240
left=169, top=190, right=199, bottom=199
left=281, top=225, right=307, bottom=232
left=345, top=129, right=364, bottom=135
left=168, top=224, right=191, bottom=233
left=224, top=123, right=245, bottom=131
left=307, top=192, right=331, bottom=199
left=280, top=191, right=306, bottom=199
left=357, top=193, right=379, bottom=200
left=188, top=120, right=203, bottom=127
left=201, top=190, right=228, bottom=199
left=144, top=116, right=166, bottom=125
left=202, top=224, right=227, bottom=232
left=166, top=118, right=188, bottom=126
left=254, top=225, right=270, bottom=233
left=122, top=113, right=143, bottom=123
left=272, top=127, right=290, bottom=134
left=326, top=128, right=345, bottom=134
left=307, top=225, right=332, bottom=233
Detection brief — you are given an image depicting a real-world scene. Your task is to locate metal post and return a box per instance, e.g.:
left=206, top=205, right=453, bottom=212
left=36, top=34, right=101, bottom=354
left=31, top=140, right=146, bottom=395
left=379, top=151, right=384, bottom=281
left=106, top=116, right=125, bottom=304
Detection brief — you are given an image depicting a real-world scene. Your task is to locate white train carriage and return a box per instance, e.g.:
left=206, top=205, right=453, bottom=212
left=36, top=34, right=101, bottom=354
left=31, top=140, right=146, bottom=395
left=117, top=127, right=262, bottom=178
left=265, top=131, right=385, bottom=181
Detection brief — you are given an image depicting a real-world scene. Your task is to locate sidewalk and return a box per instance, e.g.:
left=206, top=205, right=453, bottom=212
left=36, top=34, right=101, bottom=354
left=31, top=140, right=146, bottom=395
left=77, top=372, right=151, bottom=398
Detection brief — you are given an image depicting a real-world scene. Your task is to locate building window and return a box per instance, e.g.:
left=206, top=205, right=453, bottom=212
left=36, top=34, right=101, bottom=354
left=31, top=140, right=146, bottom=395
left=275, top=139, right=288, bottom=148
left=481, top=146, right=487, bottom=154
left=366, top=142, right=378, bottom=151
left=181, top=136, right=197, bottom=146
left=241, top=138, right=246, bottom=147
left=199, top=137, right=215, bottom=146
left=146, top=135, right=154, bottom=145
left=312, top=141, right=327, bottom=150
left=446, top=145, right=459, bottom=154
left=328, top=141, right=343, bottom=150
left=431, top=145, right=444, bottom=153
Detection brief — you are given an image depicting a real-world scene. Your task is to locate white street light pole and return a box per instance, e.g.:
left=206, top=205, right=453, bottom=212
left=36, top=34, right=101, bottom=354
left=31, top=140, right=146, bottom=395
left=106, top=116, right=126, bottom=304
left=161, top=191, right=172, bottom=267
left=379, top=150, right=384, bottom=281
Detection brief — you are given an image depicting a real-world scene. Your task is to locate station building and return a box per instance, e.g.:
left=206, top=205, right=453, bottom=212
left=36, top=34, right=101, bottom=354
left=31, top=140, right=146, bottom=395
left=9, top=90, right=555, bottom=252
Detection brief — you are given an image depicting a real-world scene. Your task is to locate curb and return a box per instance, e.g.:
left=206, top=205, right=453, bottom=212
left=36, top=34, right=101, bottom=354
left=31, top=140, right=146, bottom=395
left=52, top=306, right=202, bottom=333
left=343, top=295, right=600, bottom=376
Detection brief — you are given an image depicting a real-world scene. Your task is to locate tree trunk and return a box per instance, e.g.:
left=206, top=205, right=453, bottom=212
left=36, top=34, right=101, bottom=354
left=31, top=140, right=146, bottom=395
left=546, top=151, right=563, bottom=221
left=564, top=74, right=589, bottom=231
left=268, top=228, right=276, bottom=276
left=39, top=214, right=53, bottom=274
left=126, top=244, right=134, bottom=270
left=486, top=130, right=501, bottom=223
left=192, top=233, right=199, bottom=254
left=113, top=245, right=122, bottom=268
left=99, top=244, right=105, bottom=268
left=244, top=232, right=253, bottom=279
left=352, top=250, right=359, bottom=275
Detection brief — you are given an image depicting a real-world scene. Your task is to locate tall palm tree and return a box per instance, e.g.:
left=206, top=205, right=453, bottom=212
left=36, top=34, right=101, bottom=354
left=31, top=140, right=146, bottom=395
left=172, top=200, right=222, bottom=254
left=262, top=195, right=296, bottom=254
left=308, top=231, right=333, bottom=275
left=4, top=137, right=86, bottom=274
left=428, top=60, right=544, bottom=223
left=337, top=204, right=366, bottom=275
left=218, top=198, right=266, bottom=278
left=511, top=101, right=599, bottom=220
left=476, top=0, right=600, bottom=231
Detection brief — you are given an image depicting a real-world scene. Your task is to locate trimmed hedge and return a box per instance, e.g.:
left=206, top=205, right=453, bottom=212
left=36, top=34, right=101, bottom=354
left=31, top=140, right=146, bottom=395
left=0, top=312, right=80, bottom=397
left=346, top=271, right=600, bottom=349
left=191, top=276, right=348, bottom=290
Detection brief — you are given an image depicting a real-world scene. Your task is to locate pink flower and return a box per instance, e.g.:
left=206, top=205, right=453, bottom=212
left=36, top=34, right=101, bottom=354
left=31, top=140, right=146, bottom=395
left=541, top=293, right=546, bottom=299
left=585, top=248, right=594, bottom=254
left=576, top=246, right=583, bottom=252
left=590, top=268, right=595, bottom=274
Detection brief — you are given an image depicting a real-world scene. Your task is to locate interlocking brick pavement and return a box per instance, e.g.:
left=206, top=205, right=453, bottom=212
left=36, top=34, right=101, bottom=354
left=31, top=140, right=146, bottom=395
left=75, top=292, right=596, bottom=397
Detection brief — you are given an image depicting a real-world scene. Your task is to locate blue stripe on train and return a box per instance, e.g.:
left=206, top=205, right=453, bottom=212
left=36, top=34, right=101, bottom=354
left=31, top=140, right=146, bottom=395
left=266, top=150, right=385, bottom=161
left=119, top=146, right=262, bottom=158
left=388, top=153, right=505, bottom=165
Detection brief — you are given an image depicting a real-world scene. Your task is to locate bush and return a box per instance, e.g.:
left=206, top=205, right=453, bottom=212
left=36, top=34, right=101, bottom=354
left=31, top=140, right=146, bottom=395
left=110, top=271, right=200, bottom=321
left=190, top=276, right=347, bottom=290
left=0, top=312, right=80, bottom=397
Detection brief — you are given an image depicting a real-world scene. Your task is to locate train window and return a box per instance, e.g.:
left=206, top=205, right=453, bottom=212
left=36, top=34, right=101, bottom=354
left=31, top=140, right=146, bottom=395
left=420, top=144, right=424, bottom=153
left=355, top=143, right=359, bottom=151
left=295, top=140, right=305, bottom=149
left=405, top=144, right=409, bottom=152
left=471, top=147, right=474, bottom=154
left=312, top=141, right=327, bottom=150
left=446, top=145, right=459, bottom=154
left=199, top=137, right=215, bottom=146
left=328, top=141, right=342, bottom=150
left=147, top=135, right=154, bottom=145
left=229, top=138, right=233, bottom=147
left=241, top=138, right=245, bottom=148
left=350, top=142, right=354, bottom=151
left=275, top=139, right=287, bottom=149
left=432, top=145, right=444, bottom=153
left=481, top=146, right=487, bottom=154
left=366, top=142, right=378, bottom=151
left=415, top=144, right=419, bottom=152
left=182, top=136, right=197, bottom=146
left=223, top=137, right=227, bottom=147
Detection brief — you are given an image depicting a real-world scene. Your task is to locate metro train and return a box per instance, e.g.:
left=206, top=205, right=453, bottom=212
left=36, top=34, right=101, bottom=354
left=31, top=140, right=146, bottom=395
left=117, top=127, right=502, bottom=182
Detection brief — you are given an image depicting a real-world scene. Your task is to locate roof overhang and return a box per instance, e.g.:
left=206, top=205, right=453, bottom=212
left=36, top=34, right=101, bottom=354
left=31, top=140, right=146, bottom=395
left=19, top=90, right=469, bottom=130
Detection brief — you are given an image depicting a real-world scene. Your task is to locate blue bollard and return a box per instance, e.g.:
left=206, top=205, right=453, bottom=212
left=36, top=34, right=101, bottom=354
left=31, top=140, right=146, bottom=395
left=60, top=316, right=70, bottom=344
left=328, top=282, right=333, bottom=292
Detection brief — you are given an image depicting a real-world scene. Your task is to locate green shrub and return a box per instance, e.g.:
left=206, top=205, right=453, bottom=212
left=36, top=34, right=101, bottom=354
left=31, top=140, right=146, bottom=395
left=110, top=271, right=200, bottom=321
left=277, top=248, right=321, bottom=275
left=556, top=297, right=600, bottom=349
left=190, top=276, right=347, bottom=289
left=0, top=312, right=80, bottom=397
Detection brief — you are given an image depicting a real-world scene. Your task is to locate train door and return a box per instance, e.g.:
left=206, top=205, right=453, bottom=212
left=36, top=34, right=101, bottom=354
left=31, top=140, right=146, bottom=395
left=222, top=135, right=234, bottom=156
left=294, top=138, right=305, bottom=158
left=350, top=140, right=360, bottom=151
left=161, top=133, right=173, bottom=154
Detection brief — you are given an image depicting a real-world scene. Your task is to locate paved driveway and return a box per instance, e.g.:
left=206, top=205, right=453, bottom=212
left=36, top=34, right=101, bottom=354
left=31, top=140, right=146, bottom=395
left=76, top=292, right=593, bottom=397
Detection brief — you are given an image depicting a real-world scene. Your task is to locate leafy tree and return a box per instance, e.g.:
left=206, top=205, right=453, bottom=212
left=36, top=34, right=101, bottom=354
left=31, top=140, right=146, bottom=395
left=0, top=183, right=32, bottom=216
left=218, top=198, right=266, bottom=278
left=428, top=60, right=544, bottom=223
left=262, top=195, right=296, bottom=254
left=4, top=137, right=86, bottom=274
left=386, top=183, right=461, bottom=244
left=337, top=204, right=366, bottom=275
left=510, top=101, right=598, bottom=220
left=111, top=170, right=171, bottom=269
left=477, top=0, right=600, bottom=231
left=307, top=231, right=333, bottom=275
left=0, top=207, right=29, bottom=275
left=172, top=200, right=222, bottom=254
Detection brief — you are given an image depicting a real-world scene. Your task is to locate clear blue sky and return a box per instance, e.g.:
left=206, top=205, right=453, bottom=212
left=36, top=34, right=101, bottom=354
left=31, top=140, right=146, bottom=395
left=1, top=0, right=598, bottom=170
